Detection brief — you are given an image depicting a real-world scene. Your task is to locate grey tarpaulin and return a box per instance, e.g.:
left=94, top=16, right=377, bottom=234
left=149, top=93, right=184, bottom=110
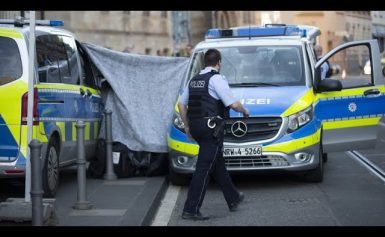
left=83, top=43, right=189, bottom=153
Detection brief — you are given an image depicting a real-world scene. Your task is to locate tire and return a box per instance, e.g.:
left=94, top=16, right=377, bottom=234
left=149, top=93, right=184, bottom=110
left=322, top=153, right=328, bottom=163
left=304, top=143, right=324, bottom=183
left=43, top=138, right=59, bottom=198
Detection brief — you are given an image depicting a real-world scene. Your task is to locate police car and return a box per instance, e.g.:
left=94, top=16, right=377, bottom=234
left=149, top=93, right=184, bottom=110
left=168, top=24, right=385, bottom=185
left=0, top=18, right=103, bottom=197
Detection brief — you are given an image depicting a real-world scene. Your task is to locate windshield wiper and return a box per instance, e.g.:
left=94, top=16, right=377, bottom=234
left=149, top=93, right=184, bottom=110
left=229, top=82, right=280, bottom=87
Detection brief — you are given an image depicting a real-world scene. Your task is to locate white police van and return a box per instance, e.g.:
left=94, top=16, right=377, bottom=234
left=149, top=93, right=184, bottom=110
left=168, top=24, right=385, bottom=185
left=0, top=18, right=103, bottom=197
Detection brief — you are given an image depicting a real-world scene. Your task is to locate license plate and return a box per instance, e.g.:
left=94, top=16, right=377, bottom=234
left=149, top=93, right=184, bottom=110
left=223, top=146, right=262, bottom=157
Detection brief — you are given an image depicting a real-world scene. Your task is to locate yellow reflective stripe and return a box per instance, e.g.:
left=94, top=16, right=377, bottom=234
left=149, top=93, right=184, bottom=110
left=94, top=121, right=99, bottom=139
left=168, top=135, right=199, bottom=155
left=72, top=122, right=77, bottom=141
left=19, top=125, right=41, bottom=158
left=57, top=122, right=66, bottom=142
left=263, top=128, right=321, bottom=153
left=20, top=126, right=28, bottom=157
left=0, top=28, right=23, bottom=39
left=323, top=117, right=381, bottom=130
left=315, top=86, right=385, bottom=102
left=36, top=84, right=101, bottom=95
left=84, top=122, right=90, bottom=141
left=82, top=86, right=100, bottom=95
left=36, top=84, right=82, bottom=91
left=0, top=80, right=27, bottom=124
left=38, top=122, right=46, bottom=136
left=281, top=89, right=314, bottom=117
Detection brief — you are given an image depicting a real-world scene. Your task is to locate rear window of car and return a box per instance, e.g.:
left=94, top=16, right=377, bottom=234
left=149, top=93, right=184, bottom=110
left=0, top=36, right=22, bottom=86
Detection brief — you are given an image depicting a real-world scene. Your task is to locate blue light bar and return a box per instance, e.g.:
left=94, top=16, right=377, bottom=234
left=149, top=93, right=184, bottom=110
left=205, top=28, right=221, bottom=38
left=205, top=25, right=307, bottom=39
left=238, top=27, right=286, bottom=36
left=49, top=20, right=64, bottom=26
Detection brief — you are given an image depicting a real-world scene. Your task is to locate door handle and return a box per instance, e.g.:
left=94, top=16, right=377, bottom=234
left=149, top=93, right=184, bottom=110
left=363, top=89, right=381, bottom=97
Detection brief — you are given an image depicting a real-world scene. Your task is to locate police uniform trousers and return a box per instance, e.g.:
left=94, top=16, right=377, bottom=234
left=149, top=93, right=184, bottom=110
left=183, top=118, right=239, bottom=214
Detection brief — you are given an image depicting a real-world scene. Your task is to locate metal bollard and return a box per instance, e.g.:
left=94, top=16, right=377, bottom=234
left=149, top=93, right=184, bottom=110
left=29, top=139, right=43, bottom=226
left=103, top=109, right=117, bottom=180
left=73, top=121, right=92, bottom=210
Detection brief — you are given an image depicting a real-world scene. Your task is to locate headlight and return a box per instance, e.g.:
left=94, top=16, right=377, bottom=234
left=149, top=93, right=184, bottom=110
left=173, top=112, right=185, bottom=133
left=286, top=106, right=313, bottom=134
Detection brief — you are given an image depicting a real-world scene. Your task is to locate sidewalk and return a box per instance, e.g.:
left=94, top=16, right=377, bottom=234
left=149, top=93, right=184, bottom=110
left=53, top=166, right=168, bottom=226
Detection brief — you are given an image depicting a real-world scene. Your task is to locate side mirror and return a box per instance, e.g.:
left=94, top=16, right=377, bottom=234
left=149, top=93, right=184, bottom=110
left=314, top=64, right=342, bottom=93
left=318, top=79, right=342, bottom=92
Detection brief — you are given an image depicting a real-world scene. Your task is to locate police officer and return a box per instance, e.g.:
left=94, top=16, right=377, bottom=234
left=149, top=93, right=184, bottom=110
left=178, top=49, right=249, bottom=220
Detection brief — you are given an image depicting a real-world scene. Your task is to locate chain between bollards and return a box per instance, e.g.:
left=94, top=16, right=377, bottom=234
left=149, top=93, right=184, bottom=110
left=73, top=121, right=93, bottom=210
left=103, top=109, right=117, bottom=180
left=29, top=139, right=43, bottom=226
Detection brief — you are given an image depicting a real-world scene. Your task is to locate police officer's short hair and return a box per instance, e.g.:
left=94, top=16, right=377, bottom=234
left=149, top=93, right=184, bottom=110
left=204, top=49, right=221, bottom=67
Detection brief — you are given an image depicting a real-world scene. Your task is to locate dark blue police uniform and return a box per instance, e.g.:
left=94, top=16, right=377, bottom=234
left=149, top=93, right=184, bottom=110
left=183, top=70, right=242, bottom=215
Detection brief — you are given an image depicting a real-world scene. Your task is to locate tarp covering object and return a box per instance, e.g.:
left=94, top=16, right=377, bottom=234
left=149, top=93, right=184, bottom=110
left=83, top=43, right=189, bottom=153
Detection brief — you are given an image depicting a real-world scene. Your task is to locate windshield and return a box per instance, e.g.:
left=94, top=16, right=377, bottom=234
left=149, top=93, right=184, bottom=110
left=0, top=37, right=22, bottom=86
left=187, top=45, right=305, bottom=87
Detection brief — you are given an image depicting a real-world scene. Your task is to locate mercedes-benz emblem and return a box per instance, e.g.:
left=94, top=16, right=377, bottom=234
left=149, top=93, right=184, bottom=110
left=231, top=121, right=248, bottom=137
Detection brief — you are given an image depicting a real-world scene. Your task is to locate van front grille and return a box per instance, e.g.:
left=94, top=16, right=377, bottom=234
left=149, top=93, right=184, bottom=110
left=224, top=117, right=282, bottom=143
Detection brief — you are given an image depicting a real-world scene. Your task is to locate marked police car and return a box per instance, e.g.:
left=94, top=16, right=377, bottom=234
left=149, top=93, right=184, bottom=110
left=168, top=24, right=385, bottom=185
left=0, top=18, right=103, bottom=197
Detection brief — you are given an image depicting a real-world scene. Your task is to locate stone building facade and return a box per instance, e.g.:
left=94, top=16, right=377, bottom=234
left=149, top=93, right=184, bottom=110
left=1, top=11, right=384, bottom=55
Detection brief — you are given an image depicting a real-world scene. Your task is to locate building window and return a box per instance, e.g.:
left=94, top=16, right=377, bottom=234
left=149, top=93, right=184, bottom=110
left=161, top=11, right=167, bottom=18
left=143, top=11, right=150, bottom=17
left=145, top=48, right=152, bottom=55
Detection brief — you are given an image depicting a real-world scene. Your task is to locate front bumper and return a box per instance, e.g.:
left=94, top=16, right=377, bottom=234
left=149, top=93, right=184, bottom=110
left=169, top=143, right=320, bottom=174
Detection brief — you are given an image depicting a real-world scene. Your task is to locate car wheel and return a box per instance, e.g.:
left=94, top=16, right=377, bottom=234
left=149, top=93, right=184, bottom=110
left=304, top=143, right=324, bottom=183
left=322, top=153, right=328, bottom=163
left=43, top=138, right=59, bottom=198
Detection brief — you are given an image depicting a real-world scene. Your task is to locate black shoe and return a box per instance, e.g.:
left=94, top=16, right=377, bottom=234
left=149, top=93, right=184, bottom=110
left=182, top=211, right=210, bottom=220
left=229, top=192, right=245, bottom=212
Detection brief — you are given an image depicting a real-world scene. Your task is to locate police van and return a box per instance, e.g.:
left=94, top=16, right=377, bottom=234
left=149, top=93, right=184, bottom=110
left=168, top=24, right=385, bottom=185
left=0, top=18, right=103, bottom=197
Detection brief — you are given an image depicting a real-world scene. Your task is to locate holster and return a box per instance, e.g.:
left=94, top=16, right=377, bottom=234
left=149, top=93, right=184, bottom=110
left=212, top=117, right=225, bottom=144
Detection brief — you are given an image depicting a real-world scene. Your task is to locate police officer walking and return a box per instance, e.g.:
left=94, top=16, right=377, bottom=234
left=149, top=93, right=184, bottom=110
left=178, top=49, right=249, bottom=220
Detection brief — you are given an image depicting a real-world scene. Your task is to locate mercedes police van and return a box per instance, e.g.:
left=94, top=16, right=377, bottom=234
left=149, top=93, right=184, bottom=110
left=0, top=18, right=103, bottom=197
left=168, top=24, right=385, bottom=185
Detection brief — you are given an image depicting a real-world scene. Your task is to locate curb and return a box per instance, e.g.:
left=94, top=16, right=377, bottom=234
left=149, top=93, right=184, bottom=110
left=141, top=177, right=169, bottom=226
left=119, top=176, right=169, bottom=226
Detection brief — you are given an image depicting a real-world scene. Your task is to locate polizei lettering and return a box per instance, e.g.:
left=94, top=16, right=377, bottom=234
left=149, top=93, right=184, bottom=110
left=240, top=98, right=271, bottom=105
left=189, top=80, right=205, bottom=88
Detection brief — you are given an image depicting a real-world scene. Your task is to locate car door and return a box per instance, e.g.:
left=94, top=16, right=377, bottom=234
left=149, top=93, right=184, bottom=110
left=36, top=34, right=84, bottom=165
left=75, top=41, right=103, bottom=160
left=314, top=40, right=385, bottom=152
